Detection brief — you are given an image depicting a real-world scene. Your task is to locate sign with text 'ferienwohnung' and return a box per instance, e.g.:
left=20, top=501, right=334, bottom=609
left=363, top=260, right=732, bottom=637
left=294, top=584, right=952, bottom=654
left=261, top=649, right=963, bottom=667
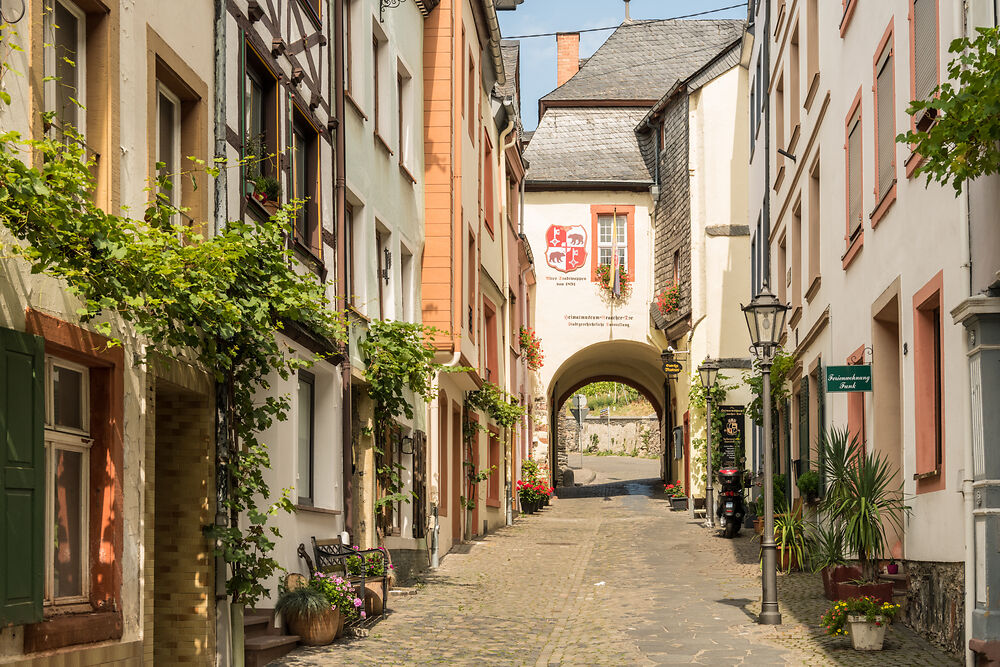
left=826, top=365, right=872, bottom=392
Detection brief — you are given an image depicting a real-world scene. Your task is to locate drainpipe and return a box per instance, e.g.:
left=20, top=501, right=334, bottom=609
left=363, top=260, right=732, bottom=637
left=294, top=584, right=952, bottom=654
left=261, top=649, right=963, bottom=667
left=953, top=3, right=974, bottom=665
left=762, top=0, right=771, bottom=282
left=213, top=0, right=228, bottom=236
left=332, top=0, right=354, bottom=541
left=211, top=3, right=235, bottom=665
left=498, top=100, right=516, bottom=526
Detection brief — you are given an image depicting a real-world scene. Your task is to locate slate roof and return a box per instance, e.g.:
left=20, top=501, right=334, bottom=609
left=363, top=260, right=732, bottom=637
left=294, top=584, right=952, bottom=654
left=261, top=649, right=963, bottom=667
left=541, top=19, right=744, bottom=103
left=523, top=107, right=653, bottom=184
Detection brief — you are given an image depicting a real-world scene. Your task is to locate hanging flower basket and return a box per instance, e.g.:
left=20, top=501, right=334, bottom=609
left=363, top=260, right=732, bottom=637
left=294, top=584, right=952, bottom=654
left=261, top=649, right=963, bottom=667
left=655, top=284, right=681, bottom=316
left=595, top=262, right=632, bottom=301
left=519, top=326, right=544, bottom=371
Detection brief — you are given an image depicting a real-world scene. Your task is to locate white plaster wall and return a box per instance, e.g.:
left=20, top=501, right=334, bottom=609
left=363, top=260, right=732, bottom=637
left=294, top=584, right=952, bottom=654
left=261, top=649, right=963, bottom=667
left=523, top=190, right=655, bottom=394
left=254, top=337, right=345, bottom=598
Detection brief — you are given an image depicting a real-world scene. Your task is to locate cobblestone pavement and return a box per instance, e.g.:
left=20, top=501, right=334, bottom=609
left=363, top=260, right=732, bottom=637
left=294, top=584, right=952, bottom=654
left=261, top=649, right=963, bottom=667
left=275, top=456, right=961, bottom=666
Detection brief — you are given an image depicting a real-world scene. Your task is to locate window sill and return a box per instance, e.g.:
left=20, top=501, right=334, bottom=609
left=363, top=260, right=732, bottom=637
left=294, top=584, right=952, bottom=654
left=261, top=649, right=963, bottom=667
left=805, top=274, right=821, bottom=302
left=485, top=497, right=501, bottom=508
left=295, top=504, right=342, bottom=516
left=347, top=304, right=370, bottom=323
left=24, top=610, right=122, bottom=654
left=840, top=0, right=857, bottom=36
left=869, top=181, right=897, bottom=228
left=787, top=124, right=801, bottom=154
left=346, top=92, right=367, bottom=121
left=804, top=72, right=820, bottom=112
left=842, top=230, right=864, bottom=270
left=913, top=469, right=940, bottom=481
left=773, top=163, right=786, bottom=191
left=398, top=162, right=416, bottom=184
left=905, top=150, right=926, bottom=179
left=291, top=237, right=325, bottom=277
left=374, top=132, right=394, bottom=157
left=788, top=305, right=803, bottom=330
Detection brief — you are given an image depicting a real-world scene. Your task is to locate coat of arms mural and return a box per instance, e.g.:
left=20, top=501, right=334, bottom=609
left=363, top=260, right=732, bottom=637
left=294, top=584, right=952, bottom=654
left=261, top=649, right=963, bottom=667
left=545, top=225, right=587, bottom=273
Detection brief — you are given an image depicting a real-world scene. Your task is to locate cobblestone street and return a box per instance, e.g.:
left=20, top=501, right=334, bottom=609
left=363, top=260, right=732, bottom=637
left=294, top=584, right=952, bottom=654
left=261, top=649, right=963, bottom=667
left=276, top=457, right=961, bottom=666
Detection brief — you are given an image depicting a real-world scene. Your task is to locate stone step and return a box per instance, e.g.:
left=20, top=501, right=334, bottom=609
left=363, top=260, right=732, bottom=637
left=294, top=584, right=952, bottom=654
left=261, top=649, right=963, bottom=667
left=244, top=612, right=271, bottom=634
left=245, top=634, right=299, bottom=667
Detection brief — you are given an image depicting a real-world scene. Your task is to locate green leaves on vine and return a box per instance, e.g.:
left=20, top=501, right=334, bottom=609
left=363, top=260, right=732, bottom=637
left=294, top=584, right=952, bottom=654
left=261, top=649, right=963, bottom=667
left=466, top=382, right=525, bottom=430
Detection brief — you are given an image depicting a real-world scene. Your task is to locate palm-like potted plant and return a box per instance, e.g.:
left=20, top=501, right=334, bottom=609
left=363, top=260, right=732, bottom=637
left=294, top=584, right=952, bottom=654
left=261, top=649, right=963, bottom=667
left=773, top=503, right=808, bottom=572
left=820, top=427, right=909, bottom=603
left=810, top=520, right=860, bottom=600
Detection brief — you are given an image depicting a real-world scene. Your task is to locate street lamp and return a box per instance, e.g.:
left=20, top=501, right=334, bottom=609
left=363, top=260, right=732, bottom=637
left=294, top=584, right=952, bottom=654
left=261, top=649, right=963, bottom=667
left=697, top=357, right=720, bottom=529
left=742, top=285, right=789, bottom=626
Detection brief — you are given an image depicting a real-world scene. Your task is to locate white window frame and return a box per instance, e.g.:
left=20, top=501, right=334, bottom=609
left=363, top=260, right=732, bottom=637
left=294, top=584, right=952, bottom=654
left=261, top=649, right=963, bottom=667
left=43, top=356, right=92, bottom=605
left=156, top=83, right=183, bottom=226
left=43, top=0, right=87, bottom=138
left=596, top=213, right=628, bottom=268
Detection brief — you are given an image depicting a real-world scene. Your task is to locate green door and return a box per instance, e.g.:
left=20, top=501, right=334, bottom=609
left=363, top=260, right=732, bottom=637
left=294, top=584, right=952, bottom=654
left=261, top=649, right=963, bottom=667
left=0, top=327, right=45, bottom=625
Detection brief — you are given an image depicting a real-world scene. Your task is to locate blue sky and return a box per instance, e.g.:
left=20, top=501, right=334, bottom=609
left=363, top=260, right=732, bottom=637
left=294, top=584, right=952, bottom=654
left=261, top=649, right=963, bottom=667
left=497, top=1, right=748, bottom=130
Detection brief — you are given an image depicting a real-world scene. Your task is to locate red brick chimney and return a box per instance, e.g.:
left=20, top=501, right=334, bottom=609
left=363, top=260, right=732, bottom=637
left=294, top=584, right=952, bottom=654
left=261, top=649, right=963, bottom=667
left=556, top=32, right=580, bottom=87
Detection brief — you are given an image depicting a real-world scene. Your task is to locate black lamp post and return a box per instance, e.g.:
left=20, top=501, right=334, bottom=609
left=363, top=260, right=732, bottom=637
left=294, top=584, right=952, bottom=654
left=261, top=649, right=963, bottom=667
left=742, top=285, right=789, bottom=626
left=698, top=357, right=720, bottom=529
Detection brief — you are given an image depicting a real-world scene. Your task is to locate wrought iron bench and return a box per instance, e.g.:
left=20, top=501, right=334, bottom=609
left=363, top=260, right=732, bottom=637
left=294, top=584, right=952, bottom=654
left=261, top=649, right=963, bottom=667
left=297, top=538, right=390, bottom=618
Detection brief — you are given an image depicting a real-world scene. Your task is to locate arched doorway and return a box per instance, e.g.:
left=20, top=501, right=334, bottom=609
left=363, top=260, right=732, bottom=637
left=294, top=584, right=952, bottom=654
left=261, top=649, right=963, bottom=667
left=545, top=340, right=672, bottom=487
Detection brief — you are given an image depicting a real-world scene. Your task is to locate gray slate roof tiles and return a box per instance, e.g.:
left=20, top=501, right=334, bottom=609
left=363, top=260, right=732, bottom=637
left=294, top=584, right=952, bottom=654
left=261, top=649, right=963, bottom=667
left=523, top=107, right=653, bottom=184
left=542, top=19, right=744, bottom=103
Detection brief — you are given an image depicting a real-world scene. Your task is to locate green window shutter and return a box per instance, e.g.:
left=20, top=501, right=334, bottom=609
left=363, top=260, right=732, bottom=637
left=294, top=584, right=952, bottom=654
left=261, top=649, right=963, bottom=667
left=0, top=327, right=45, bottom=625
left=816, top=360, right=826, bottom=493
left=799, top=382, right=810, bottom=469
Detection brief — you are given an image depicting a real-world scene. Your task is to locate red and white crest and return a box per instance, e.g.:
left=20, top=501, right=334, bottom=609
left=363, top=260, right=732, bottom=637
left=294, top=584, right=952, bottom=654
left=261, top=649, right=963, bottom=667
left=545, top=225, right=587, bottom=273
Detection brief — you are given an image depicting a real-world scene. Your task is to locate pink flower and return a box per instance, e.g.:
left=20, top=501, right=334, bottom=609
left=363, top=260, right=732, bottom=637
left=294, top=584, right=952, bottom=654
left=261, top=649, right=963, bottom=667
left=354, top=598, right=363, bottom=607
left=361, top=611, right=367, bottom=619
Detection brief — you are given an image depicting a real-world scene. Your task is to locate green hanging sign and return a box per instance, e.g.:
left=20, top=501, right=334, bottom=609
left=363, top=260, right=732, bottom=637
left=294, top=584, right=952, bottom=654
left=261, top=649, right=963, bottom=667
left=826, top=365, right=872, bottom=393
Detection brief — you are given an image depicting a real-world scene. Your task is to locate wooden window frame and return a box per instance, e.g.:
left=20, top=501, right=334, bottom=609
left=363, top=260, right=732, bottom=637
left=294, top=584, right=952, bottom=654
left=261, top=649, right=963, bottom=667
left=43, top=0, right=88, bottom=141
left=243, top=44, right=280, bottom=198
left=483, top=132, right=495, bottom=237
left=345, top=203, right=356, bottom=307
left=297, top=369, right=316, bottom=506
left=483, top=298, right=498, bottom=384
left=843, top=88, right=864, bottom=269
left=913, top=270, right=945, bottom=494
left=872, top=22, right=897, bottom=226
left=590, top=205, right=635, bottom=282
left=291, top=106, right=321, bottom=258
left=486, top=427, right=501, bottom=507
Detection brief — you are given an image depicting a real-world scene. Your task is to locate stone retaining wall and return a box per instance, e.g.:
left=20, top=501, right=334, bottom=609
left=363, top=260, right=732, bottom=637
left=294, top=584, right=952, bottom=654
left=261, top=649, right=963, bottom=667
left=903, top=560, right=964, bottom=655
left=556, top=413, right=661, bottom=483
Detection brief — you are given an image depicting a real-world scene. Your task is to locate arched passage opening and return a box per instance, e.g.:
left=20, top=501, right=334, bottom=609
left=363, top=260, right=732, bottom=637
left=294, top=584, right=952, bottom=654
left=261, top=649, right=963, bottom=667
left=545, top=340, right=675, bottom=487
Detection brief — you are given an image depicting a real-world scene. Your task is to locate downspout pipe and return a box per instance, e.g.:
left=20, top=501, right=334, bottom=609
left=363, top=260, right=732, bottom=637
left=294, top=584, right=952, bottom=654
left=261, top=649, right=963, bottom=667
left=954, top=3, right=973, bottom=663
left=762, top=0, right=771, bottom=283
left=333, top=0, right=354, bottom=540
left=498, top=99, right=516, bottom=526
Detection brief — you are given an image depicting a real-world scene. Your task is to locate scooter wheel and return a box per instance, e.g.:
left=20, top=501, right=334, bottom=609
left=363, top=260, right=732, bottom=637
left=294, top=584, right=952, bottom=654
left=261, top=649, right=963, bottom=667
left=723, top=521, right=738, bottom=539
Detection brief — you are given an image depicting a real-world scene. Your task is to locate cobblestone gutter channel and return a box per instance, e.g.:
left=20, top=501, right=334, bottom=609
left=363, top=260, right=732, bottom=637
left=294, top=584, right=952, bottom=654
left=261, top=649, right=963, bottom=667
left=275, top=457, right=961, bottom=666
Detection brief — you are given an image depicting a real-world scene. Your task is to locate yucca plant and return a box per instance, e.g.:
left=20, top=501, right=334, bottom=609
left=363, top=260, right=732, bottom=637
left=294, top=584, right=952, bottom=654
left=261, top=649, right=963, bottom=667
left=773, top=503, right=810, bottom=573
left=818, top=426, right=864, bottom=513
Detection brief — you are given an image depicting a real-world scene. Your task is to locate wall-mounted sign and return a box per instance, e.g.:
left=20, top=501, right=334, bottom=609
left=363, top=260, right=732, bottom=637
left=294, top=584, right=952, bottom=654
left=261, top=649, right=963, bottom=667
left=826, top=365, right=873, bottom=392
left=719, top=405, right=745, bottom=467
left=662, top=360, right=683, bottom=375
left=545, top=225, right=588, bottom=273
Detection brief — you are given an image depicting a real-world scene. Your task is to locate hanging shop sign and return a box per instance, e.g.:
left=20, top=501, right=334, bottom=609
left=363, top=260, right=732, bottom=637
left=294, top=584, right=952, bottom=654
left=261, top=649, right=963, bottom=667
left=661, top=359, right=683, bottom=376
left=826, top=365, right=873, bottom=392
left=719, top=405, right=745, bottom=467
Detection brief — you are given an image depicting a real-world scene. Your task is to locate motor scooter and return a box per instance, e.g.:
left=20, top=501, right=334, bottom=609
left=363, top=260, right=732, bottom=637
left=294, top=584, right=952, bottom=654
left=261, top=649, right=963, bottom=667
left=716, top=467, right=745, bottom=538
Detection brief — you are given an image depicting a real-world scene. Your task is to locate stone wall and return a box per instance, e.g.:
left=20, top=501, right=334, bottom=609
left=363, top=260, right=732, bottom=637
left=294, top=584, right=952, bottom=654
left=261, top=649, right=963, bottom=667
left=903, top=561, right=964, bottom=656
left=557, top=413, right=661, bottom=471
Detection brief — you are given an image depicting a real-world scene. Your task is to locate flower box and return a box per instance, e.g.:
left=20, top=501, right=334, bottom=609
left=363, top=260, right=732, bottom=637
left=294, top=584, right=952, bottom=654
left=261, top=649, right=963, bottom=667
left=669, top=496, right=688, bottom=511
left=847, top=615, right=887, bottom=651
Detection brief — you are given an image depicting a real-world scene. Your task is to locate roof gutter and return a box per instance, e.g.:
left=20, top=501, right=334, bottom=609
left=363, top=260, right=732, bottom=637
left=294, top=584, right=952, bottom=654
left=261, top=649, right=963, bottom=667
left=481, top=0, right=506, bottom=86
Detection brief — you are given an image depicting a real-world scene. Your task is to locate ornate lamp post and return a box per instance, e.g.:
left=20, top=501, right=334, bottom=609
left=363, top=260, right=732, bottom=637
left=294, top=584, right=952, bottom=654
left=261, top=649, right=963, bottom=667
left=742, top=285, right=789, bottom=626
left=697, top=357, right=720, bottom=529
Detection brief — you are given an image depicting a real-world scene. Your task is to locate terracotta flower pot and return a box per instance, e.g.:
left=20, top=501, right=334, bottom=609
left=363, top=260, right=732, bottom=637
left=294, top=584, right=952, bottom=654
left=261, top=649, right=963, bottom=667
left=777, top=546, right=800, bottom=572
left=754, top=517, right=764, bottom=535
left=836, top=580, right=894, bottom=604
left=822, top=565, right=863, bottom=600
left=287, top=606, right=339, bottom=646
left=335, top=612, right=345, bottom=639
left=364, top=576, right=385, bottom=617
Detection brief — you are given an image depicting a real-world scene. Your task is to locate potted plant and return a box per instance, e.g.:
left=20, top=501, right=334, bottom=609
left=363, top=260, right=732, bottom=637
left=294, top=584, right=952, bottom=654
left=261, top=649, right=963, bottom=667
left=310, top=571, right=365, bottom=637
left=821, top=596, right=901, bottom=650
left=820, top=427, right=909, bottom=603
left=275, top=585, right=338, bottom=646
left=655, top=283, right=681, bottom=316
left=346, top=547, right=390, bottom=617
left=519, top=326, right=544, bottom=371
left=664, top=480, right=688, bottom=511
left=253, top=176, right=281, bottom=213
left=810, top=521, right=861, bottom=600
left=595, top=262, right=632, bottom=301
left=772, top=503, right=808, bottom=572
left=517, top=478, right=545, bottom=513
left=797, top=469, right=821, bottom=503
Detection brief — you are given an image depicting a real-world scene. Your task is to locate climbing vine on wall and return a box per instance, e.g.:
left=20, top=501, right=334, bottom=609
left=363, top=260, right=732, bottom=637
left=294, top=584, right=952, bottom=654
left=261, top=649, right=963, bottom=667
left=0, top=80, right=345, bottom=606
left=688, top=372, right=734, bottom=482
